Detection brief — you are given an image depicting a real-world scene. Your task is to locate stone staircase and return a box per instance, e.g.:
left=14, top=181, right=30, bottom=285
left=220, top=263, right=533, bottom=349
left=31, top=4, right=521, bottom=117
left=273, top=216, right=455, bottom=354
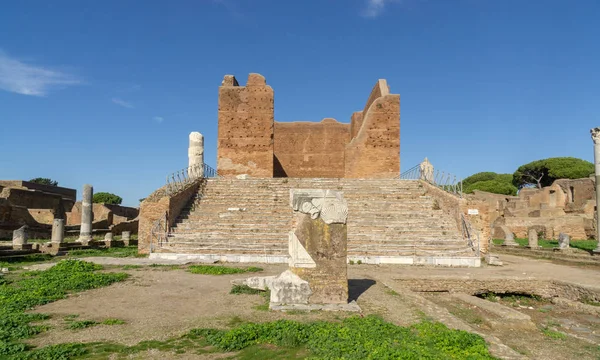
left=151, top=178, right=480, bottom=266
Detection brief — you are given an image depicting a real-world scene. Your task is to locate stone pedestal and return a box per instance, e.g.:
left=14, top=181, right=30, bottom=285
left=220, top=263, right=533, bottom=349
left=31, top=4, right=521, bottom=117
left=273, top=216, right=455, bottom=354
left=284, top=189, right=348, bottom=304
left=498, top=225, right=518, bottom=246
left=51, top=219, right=64, bottom=243
left=12, top=225, right=28, bottom=250
left=104, top=232, right=113, bottom=247
left=78, top=184, right=93, bottom=244
left=188, top=132, right=204, bottom=178
left=527, top=228, right=538, bottom=249
left=558, top=233, right=570, bottom=250
left=122, top=231, right=131, bottom=246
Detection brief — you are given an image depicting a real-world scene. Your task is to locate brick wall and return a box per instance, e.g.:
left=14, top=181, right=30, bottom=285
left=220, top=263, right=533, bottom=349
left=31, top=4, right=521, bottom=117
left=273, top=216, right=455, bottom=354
left=217, top=73, right=274, bottom=177
left=274, top=119, right=350, bottom=178
left=345, top=90, right=400, bottom=178
left=138, top=182, right=200, bottom=254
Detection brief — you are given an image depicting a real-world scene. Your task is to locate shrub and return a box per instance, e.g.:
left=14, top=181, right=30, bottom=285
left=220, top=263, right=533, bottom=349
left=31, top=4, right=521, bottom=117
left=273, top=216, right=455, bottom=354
left=28, top=178, right=58, bottom=186
left=465, top=180, right=518, bottom=196
left=92, top=192, right=123, bottom=205
left=463, top=172, right=517, bottom=196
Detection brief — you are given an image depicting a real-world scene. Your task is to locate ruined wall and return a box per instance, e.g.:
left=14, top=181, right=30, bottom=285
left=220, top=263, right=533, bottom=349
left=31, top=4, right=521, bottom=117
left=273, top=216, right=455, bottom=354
left=422, top=182, right=491, bottom=255
left=345, top=80, right=400, bottom=178
left=217, top=74, right=274, bottom=177
left=138, top=182, right=201, bottom=254
left=274, top=119, right=351, bottom=178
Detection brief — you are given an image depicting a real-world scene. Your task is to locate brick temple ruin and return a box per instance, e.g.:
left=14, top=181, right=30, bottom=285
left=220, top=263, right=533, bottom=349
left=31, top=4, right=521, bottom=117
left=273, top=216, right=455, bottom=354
left=139, top=73, right=484, bottom=267
left=217, top=73, right=400, bottom=178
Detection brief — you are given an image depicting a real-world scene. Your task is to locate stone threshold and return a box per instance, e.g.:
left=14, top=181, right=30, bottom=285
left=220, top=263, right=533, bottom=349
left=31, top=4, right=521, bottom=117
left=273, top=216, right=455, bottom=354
left=270, top=300, right=361, bottom=312
left=349, top=255, right=481, bottom=267
left=150, top=252, right=481, bottom=267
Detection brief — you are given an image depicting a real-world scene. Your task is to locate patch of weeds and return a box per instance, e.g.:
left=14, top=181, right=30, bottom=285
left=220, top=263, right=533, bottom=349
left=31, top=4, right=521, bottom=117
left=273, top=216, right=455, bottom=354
left=0, top=259, right=128, bottom=357
left=541, top=327, right=566, bottom=339
left=231, top=284, right=262, bottom=295
left=254, top=288, right=271, bottom=311
left=285, top=310, right=309, bottom=315
left=188, top=265, right=262, bottom=275
left=356, top=260, right=362, bottom=265
left=148, top=264, right=180, bottom=270
left=538, top=307, right=551, bottom=313
left=102, top=318, right=126, bottom=325
left=479, top=292, right=498, bottom=302
left=581, top=296, right=600, bottom=307
left=348, top=260, right=355, bottom=265
left=67, top=320, right=99, bottom=330
left=385, top=288, right=399, bottom=296
left=122, top=264, right=142, bottom=270
left=68, top=246, right=141, bottom=258
left=0, top=254, right=53, bottom=270
left=63, top=314, right=80, bottom=321
left=186, top=315, right=496, bottom=359
left=432, top=199, right=441, bottom=210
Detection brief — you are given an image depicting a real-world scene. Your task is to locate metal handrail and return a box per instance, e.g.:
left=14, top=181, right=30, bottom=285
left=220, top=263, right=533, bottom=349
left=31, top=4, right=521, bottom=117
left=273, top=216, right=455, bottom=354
left=400, top=164, right=463, bottom=197
left=461, top=213, right=480, bottom=256
left=165, top=163, right=218, bottom=196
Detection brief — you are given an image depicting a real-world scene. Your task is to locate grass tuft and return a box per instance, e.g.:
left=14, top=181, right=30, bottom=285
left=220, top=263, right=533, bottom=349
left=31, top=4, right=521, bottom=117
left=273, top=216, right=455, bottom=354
left=187, top=265, right=262, bottom=275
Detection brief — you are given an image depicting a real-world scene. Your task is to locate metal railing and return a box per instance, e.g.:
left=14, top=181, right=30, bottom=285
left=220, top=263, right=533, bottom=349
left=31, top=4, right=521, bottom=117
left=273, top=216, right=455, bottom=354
left=165, top=163, right=218, bottom=196
left=400, top=164, right=463, bottom=197
left=150, top=211, right=168, bottom=253
left=461, top=213, right=480, bottom=256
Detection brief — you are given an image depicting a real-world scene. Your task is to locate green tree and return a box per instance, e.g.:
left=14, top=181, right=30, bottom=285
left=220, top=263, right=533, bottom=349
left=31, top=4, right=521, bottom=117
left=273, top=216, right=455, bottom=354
left=512, top=157, right=593, bottom=189
left=29, top=178, right=58, bottom=186
left=465, top=180, right=518, bottom=196
left=462, top=172, right=517, bottom=196
left=92, top=192, right=123, bottom=205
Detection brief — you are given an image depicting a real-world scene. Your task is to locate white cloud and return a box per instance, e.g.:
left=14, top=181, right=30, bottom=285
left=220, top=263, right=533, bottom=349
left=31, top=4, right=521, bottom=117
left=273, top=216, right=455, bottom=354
left=362, top=0, right=394, bottom=18
left=153, top=116, right=164, bottom=123
left=0, top=50, right=81, bottom=96
left=112, top=97, right=134, bottom=109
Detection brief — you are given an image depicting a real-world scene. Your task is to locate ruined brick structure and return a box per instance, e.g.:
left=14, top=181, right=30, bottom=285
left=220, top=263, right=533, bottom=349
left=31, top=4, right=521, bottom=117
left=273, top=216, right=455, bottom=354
left=217, top=74, right=400, bottom=178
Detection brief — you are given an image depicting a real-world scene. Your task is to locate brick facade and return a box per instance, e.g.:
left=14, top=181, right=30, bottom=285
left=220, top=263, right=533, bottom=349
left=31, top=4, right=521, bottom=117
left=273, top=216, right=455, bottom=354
left=217, top=74, right=400, bottom=178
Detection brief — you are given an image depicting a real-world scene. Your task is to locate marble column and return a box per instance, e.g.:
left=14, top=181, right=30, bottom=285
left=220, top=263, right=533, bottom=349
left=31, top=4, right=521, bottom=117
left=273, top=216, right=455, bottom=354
left=188, top=132, right=204, bottom=178
left=592, top=128, right=600, bottom=253
left=78, top=184, right=93, bottom=244
left=51, top=219, right=64, bottom=243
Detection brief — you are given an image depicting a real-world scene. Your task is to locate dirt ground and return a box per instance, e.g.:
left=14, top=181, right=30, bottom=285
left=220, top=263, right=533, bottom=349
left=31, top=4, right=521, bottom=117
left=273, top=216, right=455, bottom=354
left=25, top=254, right=600, bottom=359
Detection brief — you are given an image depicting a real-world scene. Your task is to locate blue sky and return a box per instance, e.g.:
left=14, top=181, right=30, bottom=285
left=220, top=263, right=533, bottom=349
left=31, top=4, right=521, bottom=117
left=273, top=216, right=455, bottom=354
left=0, top=0, right=598, bottom=206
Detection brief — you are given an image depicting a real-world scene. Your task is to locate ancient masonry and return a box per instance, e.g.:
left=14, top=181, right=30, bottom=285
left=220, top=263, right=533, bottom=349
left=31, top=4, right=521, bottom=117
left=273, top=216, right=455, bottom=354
left=217, top=74, right=400, bottom=178
left=140, top=73, right=482, bottom=267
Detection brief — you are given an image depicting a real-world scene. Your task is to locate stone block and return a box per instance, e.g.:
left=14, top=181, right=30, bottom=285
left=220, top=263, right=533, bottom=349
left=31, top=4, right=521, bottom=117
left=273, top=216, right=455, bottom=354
left=269, top=270, right=312, bottom=305
left=527, top=228, right=538, bottom=248
left=558, top=233, right=570, bottom=249
left=12, top=225, right=28, bottom=248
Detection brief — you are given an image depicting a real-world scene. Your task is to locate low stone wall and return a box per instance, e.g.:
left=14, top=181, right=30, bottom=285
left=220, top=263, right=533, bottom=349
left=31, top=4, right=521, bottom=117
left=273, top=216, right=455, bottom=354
left=421, top=182, right=491, bottom=255
left=138, top=181, right=202, bottom=254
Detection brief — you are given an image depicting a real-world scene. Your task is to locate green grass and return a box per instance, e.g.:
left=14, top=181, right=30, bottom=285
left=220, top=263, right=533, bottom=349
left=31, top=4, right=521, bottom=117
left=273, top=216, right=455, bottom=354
left=230, top=284, right=262, bottom=295
left=187, top=265, right=263, bottom=275
left=11, top=316, right=499, bottom=359
left=101, top=318, right=126, bottom=325
left=0, top=259, right=128, bottom=357
left=0, top=254, right=53, bottom=270
left=190, top=316, right=497, bottom=359
left=493, top=238, right=598, bottom=251
left=67, top=320, right=99, bottom=330
left=68, top=246, right=143, bottom=258
left=542, top=327, right=566, bottom=339
left=121, top=265, right=142, bottom=270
